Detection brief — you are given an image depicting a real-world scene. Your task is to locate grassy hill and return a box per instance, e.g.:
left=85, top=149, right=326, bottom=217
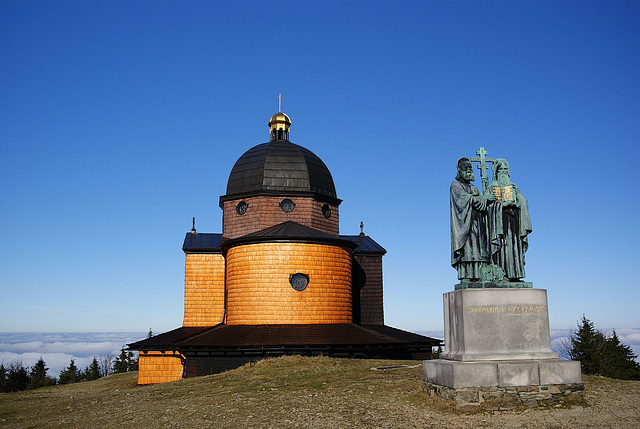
left=1, top=356, right=639, bottom=428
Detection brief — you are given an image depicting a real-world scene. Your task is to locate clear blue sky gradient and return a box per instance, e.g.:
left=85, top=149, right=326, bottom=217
left=1, top=1, right=639, bottom=334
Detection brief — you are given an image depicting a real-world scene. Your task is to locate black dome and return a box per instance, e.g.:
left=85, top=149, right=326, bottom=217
left=223, top=140, right=337, bottom=200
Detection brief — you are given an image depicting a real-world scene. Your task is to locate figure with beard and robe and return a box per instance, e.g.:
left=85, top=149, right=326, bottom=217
left=487, top=158, right=532, bottom=281
left=450, top=157, right=494, bottom=281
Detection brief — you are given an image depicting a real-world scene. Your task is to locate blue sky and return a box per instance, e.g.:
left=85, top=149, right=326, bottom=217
left=1, top=1, right=639, bottom=339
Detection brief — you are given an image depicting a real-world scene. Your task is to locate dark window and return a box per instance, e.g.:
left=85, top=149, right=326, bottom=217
left=322, top=204, right=331, bottom=219
left=290, top=273, right=309, bottom=291
left=280, top=199, right=295, bottom=213
left=236, top=201, right=248, bottom=215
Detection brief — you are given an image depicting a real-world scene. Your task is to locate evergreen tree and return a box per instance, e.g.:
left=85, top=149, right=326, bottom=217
left=112, top=349, right=130, bottom=374
left=112, top=349, right=138, bottom=373
left=603, top=331, right=640, bottom=380
left=570, top=315, right=605, bottom=374
left=126, top=351, right=138, bottom=372
left=0, top=364, right=7, bottom=393
left=59, top=359, right=80, bottom=384
left=569, top=316, right=640, bottom=380
left=28, top=357, right=56, bottom=389
left=82, top=357, right=101, bottom=381
left=5, top=361, right=30, bottom=392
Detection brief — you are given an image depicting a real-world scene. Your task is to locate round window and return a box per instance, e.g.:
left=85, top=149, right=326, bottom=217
left=322, top=204, right=331, bottom=219
left=236, top=201, right=248, bottom=215
left=290, top=273, right=309, bottom=291
left=280, top=199, right=295, bottom=213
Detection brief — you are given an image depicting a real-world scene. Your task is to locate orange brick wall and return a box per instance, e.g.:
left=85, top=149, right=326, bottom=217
left=222, top=196, right=339, bottom=239
left=137, top=351, right=184, bottom=384
left=183, top=253, right=225, bottom=327
left=225, top=242, right=352, bottom=324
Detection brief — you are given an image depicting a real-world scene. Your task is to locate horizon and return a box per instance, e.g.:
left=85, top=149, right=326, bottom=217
left=2, top=328, right=639, bottom=378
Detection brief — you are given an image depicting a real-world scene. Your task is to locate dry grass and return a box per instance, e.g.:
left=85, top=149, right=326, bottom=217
left=1, top=356, right=639, bottom=428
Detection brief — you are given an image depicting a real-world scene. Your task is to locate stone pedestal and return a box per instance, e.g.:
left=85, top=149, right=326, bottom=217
left=423, top=288, right=583, bottom=407
left=442, top=288, right=558, bottom=361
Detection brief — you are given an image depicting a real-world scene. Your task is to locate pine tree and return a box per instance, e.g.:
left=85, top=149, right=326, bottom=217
left=83, top=357, right=101, bottom=381
left=570, top=315, right=605, bottom=375
left=59, top=359, right=80, bottom=384
left=112, top=349, right=130, bottom=374
left=569, top=316, right=640, bottom=380
left=28, top=357, right=56, bottom=389
left=0, top=364, right=7, bottom=393
left=112, top=349, right=138, bottom=373
left=5, top=361, right=30, bottom=392
left=126, top=351, right=138, bottom=372
left=603, top=331, right=640, bottom=380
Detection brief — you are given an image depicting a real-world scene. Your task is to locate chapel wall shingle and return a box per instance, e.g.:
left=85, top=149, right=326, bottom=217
left=183, top=254, right=225, bottom=327
left=137, top=351, right=184, bottom=384
left=355, top=254, right=385, bottom=325
left=225, top=242, right=352, bottom=324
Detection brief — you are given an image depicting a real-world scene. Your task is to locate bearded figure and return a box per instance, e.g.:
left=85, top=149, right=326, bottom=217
left=487, top=158, right=532, bottom=281
left=450, top=158, right=492, bottom=281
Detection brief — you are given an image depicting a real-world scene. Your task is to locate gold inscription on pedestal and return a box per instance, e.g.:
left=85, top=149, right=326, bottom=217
left=467, top=305, right=545, bottom=316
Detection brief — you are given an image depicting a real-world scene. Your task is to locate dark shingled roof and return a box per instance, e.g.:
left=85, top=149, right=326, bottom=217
left=222, top=221, right=358, bottom=251
left=182, top=228, right=384, bottom=255
left=129, top=326, right=211, bottom=348
left=222, top=140, right=338, bottom=202
left=242, top=220, right=339, bottom=239
left=340, top=235, right=387, bottom=254
left=182, top=233, right=223, bottom=253
left=129, top=324, right=442, bottom=350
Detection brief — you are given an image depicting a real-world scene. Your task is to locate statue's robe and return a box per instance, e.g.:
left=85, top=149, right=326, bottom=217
left=450, top=180, right=490, bottom=280
left=488, top=183, right=532, bottom=280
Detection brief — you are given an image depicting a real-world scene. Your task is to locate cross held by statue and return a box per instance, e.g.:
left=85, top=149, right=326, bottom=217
left=470, top=147, right=494, bottom=193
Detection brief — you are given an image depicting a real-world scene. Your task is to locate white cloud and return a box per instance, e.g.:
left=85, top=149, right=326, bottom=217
left=0, top=332, right=145, bottom=376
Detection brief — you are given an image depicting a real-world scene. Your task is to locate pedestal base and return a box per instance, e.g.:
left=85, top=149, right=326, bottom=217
left=422, top=359, right=583, bottom=408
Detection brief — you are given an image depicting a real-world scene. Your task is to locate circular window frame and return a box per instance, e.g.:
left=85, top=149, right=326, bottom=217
left=289, top=273, right=309, bottom=291
left=322, top=204, right=332, bottom=219
left=280, top=198, right=295, bottom=213
left=236, top=201, right=248, bottom=215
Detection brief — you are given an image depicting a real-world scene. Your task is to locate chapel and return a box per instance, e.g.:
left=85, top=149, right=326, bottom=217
left=130, top=111, right=440, bottom=384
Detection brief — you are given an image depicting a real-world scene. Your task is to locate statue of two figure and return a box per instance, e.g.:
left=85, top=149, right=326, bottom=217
left=450, top=156, right=532, bottom=284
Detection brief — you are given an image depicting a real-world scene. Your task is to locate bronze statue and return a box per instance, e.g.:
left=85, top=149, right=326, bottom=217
left=450, top=157, right=493, bottom=281
left=487, top=158, right=531, bottom=281
left=451, top=150, right=532, bottom=286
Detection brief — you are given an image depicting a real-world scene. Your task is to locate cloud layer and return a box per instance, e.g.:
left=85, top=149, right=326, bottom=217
left=0, top=332, right=145, bottom=376
left=2, top=329, right=638, bottom=378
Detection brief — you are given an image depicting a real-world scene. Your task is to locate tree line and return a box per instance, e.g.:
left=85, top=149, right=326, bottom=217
left=560, top=315, right=640, bottom=381
left=0, top=348, right=138, bottom=393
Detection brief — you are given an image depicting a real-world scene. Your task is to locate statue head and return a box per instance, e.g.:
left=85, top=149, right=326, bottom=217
left=492, top=158, right=511, bottom=185
left=456, top=157, right=475, bottom=182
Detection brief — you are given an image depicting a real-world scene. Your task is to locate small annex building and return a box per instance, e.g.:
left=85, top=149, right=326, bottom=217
left=130, top=112, right=441, bottom=384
